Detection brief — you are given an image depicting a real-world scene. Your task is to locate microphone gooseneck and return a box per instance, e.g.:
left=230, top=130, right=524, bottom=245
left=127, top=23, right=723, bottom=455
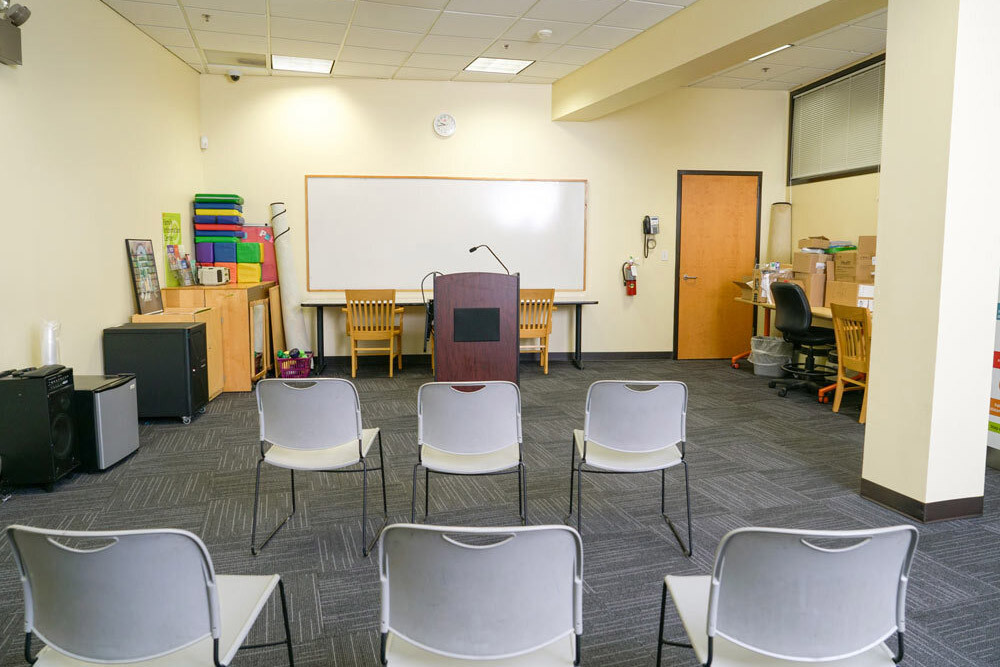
left=469, top=244, right=510, bottom=275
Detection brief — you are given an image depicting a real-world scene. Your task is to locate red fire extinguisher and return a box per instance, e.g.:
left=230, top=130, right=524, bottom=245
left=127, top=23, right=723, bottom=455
left=622, top=258, right=638, bottom=296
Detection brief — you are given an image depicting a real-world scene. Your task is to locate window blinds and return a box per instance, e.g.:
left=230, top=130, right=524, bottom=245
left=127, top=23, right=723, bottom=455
left=790, top=62, right=884, bottom=182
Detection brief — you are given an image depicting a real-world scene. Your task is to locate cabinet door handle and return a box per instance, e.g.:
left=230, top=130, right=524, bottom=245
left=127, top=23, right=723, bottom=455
left=682, top=274, right=698, bottom=281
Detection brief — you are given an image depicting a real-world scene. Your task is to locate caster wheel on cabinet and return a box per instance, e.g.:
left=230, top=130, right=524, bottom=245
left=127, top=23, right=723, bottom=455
left=199, top=406, right=207, bottom=414
left=777, top=388, right=788, bottom=397
left=768, top=381, right=777, bottom=389
left=182, top=415, right=192, bottom=425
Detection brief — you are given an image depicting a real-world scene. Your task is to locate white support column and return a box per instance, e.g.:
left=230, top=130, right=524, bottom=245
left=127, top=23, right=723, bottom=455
left=861, top=0, right=1000, bottom=520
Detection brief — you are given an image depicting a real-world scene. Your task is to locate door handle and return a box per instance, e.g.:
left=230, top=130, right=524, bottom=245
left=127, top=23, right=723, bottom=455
left=682, top=274, right=698, bottom=281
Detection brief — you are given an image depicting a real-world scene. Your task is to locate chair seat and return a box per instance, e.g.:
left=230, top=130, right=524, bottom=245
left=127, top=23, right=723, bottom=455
left=34, top=574, right=279, bottom=667
left=574, top=430, right=682, bottom=473
left=264, top=428, right=379, bottom=471
left=385, top=633, right=576, bottom=666
left=785, top=327, right=836, bottom=346
left=421, top=442, right=520, bottom=474
left=666, top=575, right=898, bottom=667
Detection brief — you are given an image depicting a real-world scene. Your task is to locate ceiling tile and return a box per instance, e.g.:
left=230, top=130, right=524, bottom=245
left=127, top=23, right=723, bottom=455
left=526, top=0, right=625, bottom=25
left=853, top=10, right=887, bottom=30
left=640, top=0, right=694, bottom=5
left=431, top=11, right=515, bottom=38
left=184, top=0, right=265, bottom=13
left=545, top=44, right=607, bottom=66
left=513, top=75, right=558, bottom=84
left=395, top=66, right=456, bottom=80
left=345, top=25, right=425, bottom=51
left=339, top=45, right=410, bottom=65
left=690, top=76, right=757, bottom=89
left=184, top=7, right=266, bottom=36
left=139, top=25, right=194, bottom=48
left=520, top=61, right=577, bottom=78
left=206, top=64, right=269, bottom=75
left=745, top=80, right=797, bottom=91
left=722, top=61, right=799, bottom=81
left=758, top=45, right=864, bottom=70
left=405, top=52, right=471, bottom=69
left=104, top=0, right=186, bottom=28
left=799, top=25, right=885, bottom=54
left=599, top=0, right=681, bottom=30
left=769, top=67, right=832, bottom=85
left=270, top=17, right=346, bottom=43
left=568, top=24, right=639, bottom=49
left=166, top=45, right=202, bottom=63
left=354, top=1, right=441, bottom=32
left=502, top=18, right=588, bottom=45
left=416, top=34, right=494, bottom=56
left=194, top=30, right=266, bottom=52
left=333, top=61, right=398, bottom=78
left=444, top=0, right=535, bottom=16
left=269, top=0, right=355, bottom=23
left=270, top=37, right=340, bottom=58
left=482, top=39, right=558, bottom=60
left=454, top=70, right=514, bottom=82
left=382, top=0, right=449, bottom=8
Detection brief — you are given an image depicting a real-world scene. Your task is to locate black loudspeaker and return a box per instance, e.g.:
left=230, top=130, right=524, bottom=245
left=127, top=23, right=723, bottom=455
left=0, top=365, right=79, bottom=487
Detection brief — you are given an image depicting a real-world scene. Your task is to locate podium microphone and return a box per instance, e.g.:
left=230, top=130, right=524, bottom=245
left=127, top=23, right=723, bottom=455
left=469, top=244, right=510, bottom=275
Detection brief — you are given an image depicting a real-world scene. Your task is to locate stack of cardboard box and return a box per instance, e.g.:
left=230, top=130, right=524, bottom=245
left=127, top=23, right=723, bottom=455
left=825, top=235, right=876, bottom=311
left=791, top=240, right=831, bottom=307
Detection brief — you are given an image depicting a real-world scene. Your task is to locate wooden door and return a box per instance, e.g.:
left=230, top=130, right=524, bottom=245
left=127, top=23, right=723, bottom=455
left=674, top=172, right=760, bottom=359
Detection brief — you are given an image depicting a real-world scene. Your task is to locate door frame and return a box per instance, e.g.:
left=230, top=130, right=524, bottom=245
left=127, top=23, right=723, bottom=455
left=672, top=170, right=763, bottom=359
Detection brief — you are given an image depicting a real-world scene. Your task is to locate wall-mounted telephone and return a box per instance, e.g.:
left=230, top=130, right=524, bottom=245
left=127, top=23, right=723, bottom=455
left=642, top=215, right=659, bottom=258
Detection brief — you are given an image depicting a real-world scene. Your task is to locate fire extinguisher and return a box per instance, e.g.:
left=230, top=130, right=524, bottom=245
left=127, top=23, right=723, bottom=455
left=622, top=258, right=638, bottom=296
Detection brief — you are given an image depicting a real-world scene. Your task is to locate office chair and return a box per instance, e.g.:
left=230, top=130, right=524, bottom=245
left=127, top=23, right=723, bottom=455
left=768, top=282, right=836, bottom=398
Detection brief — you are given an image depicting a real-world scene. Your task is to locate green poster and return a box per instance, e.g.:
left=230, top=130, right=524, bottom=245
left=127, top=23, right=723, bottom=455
left=162, top=212, right=182, bottom=287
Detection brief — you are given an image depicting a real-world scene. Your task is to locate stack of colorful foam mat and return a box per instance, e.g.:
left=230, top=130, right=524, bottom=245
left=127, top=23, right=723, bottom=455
left=193, top=193, right=267, bottom=284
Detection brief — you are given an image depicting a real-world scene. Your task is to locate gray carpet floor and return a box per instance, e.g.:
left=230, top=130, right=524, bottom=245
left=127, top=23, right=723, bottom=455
left=1, top=358, right=998, bottom=666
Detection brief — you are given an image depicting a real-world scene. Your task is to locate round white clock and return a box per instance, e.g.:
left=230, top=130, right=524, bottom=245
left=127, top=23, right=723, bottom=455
left=433, top=113, right=456, bottom=137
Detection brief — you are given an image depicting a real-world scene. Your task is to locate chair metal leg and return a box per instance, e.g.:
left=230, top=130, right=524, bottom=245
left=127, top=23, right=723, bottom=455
left=410, top=463, right=421, bottom=523
left=518, top=462, right=527, bottom=525
left=566, top=437, right=576, bottom=519
left=661, top=461, right=693, bottom=557
left=251, top=463, right=296, bottom=556
left=424, top=468, right=430, bottom=519
left=576, top=460, right=583, bottom=533
left=378, top=433, right=388, bottom=516
left=657, top=580, right=667, bottom=667
left=362, top=458, right=369, bottom=556
left=278, top=579, right=295, bottom=666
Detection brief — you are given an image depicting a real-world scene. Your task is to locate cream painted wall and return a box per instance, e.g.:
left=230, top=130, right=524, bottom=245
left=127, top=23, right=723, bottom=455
left=2, top=0, right=202, bottom=373
left=198, top=77, right=787, bottom=357
left=788, top=173, right=880, bottom=242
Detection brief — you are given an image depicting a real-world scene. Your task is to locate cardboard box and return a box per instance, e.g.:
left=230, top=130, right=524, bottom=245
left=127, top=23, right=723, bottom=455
left=833, top=251, right=876, bottom=283
left=798, top=236, right=831, bottom=249
left=825, top=281, right=875, bottom=311
left=792, top=251, right=830, bottom=274
left=857, top=235, right=877, bottom=260
left=791, top=272, right=826, bottom=307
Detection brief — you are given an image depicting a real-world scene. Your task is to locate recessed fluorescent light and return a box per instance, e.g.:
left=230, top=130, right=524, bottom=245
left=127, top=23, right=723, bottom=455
left=272, top=55, right=333, bottom=74
left=748, top=44, right=793, bottom=61
left=465, top=57, right=534, bottom=75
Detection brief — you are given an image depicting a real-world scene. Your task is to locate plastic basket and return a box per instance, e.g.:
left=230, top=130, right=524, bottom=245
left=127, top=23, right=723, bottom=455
left=277, top=353, right=313, bottom=378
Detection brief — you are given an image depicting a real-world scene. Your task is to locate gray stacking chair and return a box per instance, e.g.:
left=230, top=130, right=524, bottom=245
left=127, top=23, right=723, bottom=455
left=657, top=525, right=919, bottom=667
left=6, top=524, right=294, bottom=666
left=411, top=381, right=525, bottom=524
left=378, top=523, right=583, bottom=665
left=567, top=380, right=692, bottom=555
left=251, top=378, right=387, bottom=557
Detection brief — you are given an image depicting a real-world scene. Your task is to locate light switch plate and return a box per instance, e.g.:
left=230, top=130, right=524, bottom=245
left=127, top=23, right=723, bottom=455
left=661, top=250, right=669, bottom=262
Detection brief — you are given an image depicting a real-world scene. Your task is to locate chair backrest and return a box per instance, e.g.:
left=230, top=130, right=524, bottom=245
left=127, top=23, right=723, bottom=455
left=519, top=289, right=555, bottom=335
left=708, top=525, right=918, bottom=662
left=771, top=282, right=812, bottom=335
left=379, top=523, right=582, bottom=660
left=584, top=381, right=686, bottom=453
left=6, top=525, right=220, bottom=663
left=345, top=289, right=397, bottom=334
left=257, top=378, right=363, bottom=453
left=831, top=303, right=872, bottom=374
left=417, top=381, right=521, bottom=455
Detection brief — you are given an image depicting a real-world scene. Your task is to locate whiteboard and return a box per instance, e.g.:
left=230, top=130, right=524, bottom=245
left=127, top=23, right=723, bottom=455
left=306, top=176, right=586, bottom=291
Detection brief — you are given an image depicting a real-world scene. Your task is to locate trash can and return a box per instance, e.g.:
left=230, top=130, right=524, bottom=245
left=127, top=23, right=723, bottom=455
left=748, top=336, right=793, bottom=377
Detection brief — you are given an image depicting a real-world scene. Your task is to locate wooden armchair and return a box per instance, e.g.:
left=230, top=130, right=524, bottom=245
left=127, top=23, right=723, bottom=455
left=344, top=290, right=404, bottom=378
left=519, top=289, right=555, bottom=374
left=831, top=303, right=872, bottom=423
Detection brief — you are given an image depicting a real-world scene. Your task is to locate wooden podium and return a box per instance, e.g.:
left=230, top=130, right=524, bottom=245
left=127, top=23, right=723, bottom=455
left=434, top=272, right=519, bottom=383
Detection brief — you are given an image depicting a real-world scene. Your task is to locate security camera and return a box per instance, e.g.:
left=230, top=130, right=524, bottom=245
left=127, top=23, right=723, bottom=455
left=227, top=69, right=241, bottom=82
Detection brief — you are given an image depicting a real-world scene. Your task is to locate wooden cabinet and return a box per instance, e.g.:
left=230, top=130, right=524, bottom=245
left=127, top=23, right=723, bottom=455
left=131, top=307, right=224, bottom=400
left=162, top=283, right=274, bottom=392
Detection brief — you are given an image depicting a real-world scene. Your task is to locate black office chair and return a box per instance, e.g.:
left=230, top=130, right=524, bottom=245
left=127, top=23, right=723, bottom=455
left=768, top=282, right=836, bottom=397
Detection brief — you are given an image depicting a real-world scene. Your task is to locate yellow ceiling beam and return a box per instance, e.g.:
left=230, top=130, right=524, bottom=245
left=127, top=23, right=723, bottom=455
left=551, top=0, right=887, bottom=121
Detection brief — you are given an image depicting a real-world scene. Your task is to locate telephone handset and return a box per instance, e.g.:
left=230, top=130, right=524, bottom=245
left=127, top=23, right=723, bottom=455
left=643, top=215, right=659, bottom=234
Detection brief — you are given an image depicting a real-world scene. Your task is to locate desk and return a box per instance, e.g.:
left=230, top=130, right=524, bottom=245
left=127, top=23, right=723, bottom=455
left=301, top=299, right=598, bottom=375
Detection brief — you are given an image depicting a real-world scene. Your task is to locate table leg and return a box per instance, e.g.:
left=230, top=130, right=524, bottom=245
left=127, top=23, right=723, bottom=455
left=315, top=306, right=326, bottom=375
left=573, top=304, right=584, bottom=369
